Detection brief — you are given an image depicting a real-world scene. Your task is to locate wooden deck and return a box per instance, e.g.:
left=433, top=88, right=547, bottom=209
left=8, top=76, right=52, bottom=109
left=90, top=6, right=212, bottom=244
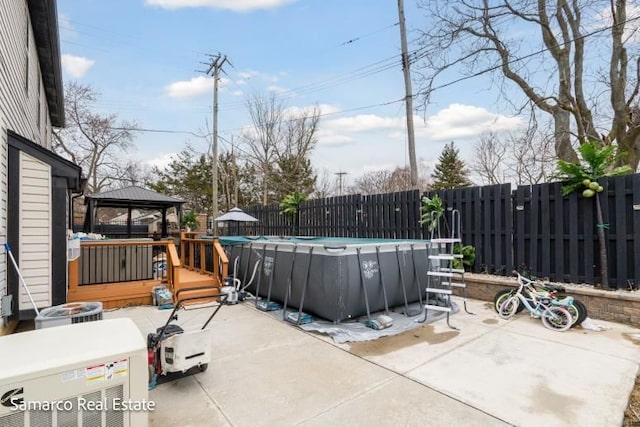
left=67, top=267, right=220, bottom=309
left=67, top=235, right=229, bottom=309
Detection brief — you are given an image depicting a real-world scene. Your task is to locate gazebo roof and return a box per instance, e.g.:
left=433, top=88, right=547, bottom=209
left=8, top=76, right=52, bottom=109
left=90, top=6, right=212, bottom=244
left=85, top=186, right=184, bottom=209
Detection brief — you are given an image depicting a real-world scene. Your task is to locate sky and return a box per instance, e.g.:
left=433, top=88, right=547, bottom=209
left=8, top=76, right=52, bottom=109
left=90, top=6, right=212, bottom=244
left=56, top=0, right=533, bottom=191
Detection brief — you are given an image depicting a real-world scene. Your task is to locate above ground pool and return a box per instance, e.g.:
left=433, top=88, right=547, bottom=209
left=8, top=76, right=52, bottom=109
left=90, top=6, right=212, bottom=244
left=221, top=236, right=435, bottom=323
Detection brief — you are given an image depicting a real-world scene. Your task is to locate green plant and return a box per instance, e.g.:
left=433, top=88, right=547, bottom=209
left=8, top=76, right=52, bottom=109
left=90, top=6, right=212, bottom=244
left=419, top=195, right=445, bottom=233
left=453, top=243, right=476, bottom=271
left=280, top=190, right=307, bottom=235
left=552, top=140, right=632, bottom=288
left=181, top=211, right=200, bottom=230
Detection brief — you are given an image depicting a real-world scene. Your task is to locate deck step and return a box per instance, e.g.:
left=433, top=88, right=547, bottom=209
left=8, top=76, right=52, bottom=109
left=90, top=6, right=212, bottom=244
left=425, top=287, right=452, bottom=295
left=449, top=281, right=467, bottom=288
left=425, top=304, right=452, bottom=312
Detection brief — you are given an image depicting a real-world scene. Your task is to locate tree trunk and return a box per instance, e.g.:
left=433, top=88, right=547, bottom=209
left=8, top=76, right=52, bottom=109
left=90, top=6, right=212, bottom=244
left=553, top=107, right=579, bottom=164
left=595, top=194, right=609, bottom=288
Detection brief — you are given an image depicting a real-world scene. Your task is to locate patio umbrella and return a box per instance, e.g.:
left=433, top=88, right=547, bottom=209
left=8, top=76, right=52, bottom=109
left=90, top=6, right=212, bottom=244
left=214, top=207, right=258, bottom=235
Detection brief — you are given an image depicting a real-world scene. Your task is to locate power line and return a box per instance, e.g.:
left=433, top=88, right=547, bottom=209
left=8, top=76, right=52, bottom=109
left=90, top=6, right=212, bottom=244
left=419, top=15, right=640, bottom=96
left=339, top=22, right=399, bottom=46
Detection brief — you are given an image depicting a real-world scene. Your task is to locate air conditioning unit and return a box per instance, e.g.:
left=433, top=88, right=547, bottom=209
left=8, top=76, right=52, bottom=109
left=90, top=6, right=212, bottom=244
left=0, top=318, right=149, bottom=427
left=35, top=302, right=103, bottom=329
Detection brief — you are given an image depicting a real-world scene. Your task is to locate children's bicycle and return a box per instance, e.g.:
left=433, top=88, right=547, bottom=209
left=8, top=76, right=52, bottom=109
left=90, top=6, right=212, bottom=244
left=498, top=271, right=574, bottom=332
left=493, top=272, right=587, bottom=327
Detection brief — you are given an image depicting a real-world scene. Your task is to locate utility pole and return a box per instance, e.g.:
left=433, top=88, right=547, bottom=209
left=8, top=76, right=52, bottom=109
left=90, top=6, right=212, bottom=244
left=335, top=171, right=347, bottom=196
left=397, top=0, right=418, bottom=189
left=202, top=53, right=228, bottom=235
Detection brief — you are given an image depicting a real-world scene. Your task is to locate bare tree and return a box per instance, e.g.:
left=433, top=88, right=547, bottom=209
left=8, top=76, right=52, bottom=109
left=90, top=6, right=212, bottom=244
left=310, top=169, right=335, bottom=199
left=354, top=170, right=395, bottom=195
left=417, top=0, right=640, bottom=168
left=353, top=166, right=430, bottom=195
left=240, top=93, right=320, bottom=204
left=240, top=94, right=284, bottom=205
left=507, top=128, right=556, bottom=185
left=52, top=82, right=139, bottom=193
left=472, top=127, right=555, bottom=185
left=219, top=150, right=240, bottom=211
left=471, top=133, right=508, bottom=185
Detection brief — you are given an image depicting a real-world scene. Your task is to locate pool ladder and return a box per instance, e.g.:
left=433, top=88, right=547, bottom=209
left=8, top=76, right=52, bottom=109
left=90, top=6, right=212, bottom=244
left=421, top=209, right=474, bottom=330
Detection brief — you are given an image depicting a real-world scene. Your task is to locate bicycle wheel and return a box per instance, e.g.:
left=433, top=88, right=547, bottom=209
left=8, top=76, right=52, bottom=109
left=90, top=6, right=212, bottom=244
left=564, top=303, right=580, bottom=326
left=493, top=289, right=525, bottom=314
left=541, top=306, right=572, bottom=332
left=571, top=299, right=588, bottom=326
left=498, top=296, right=520, bottom=320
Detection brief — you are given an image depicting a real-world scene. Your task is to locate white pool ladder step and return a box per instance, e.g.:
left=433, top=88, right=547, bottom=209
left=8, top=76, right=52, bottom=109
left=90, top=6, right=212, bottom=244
left=428, top=254, right=463, bottom=260
left=425, top=287, right=452, bottom=295
left=440, top=267, right=465, bottom=274
left=424, top=304, right=452, bottom=313
left=420, top=208, right=473, bottom=330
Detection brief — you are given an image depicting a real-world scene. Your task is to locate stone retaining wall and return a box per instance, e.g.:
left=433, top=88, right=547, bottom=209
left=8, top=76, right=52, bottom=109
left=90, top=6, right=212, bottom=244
left=456, top=273, right=640, bottom=328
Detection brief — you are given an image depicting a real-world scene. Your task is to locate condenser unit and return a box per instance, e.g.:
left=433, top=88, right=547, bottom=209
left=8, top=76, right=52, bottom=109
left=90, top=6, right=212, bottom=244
left=0, top=318, right=149, bottom=427
left=35, top=302, right=103, bottom=329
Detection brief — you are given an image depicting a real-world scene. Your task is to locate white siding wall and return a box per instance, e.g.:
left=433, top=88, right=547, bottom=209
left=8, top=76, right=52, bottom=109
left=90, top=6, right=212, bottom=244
left=0, top=1, right=55, bottom=324
left=18, top=152, right=51, bottom=309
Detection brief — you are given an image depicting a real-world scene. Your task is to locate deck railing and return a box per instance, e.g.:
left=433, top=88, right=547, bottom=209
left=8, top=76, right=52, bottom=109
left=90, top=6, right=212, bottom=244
left=179, top=232, right=229, bottom=282
left=67, top=239, right=182, bottom=308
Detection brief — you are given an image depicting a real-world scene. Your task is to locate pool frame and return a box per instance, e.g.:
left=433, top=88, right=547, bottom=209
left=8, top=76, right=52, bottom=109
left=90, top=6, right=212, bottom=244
left=224, top=237, right=434, bottom=323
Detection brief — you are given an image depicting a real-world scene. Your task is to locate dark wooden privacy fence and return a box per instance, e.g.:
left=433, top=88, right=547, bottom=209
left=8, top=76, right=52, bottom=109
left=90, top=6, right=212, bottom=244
left=514, top=174, right=640, bottom=288
left=229, top=173, right=640, bottom=289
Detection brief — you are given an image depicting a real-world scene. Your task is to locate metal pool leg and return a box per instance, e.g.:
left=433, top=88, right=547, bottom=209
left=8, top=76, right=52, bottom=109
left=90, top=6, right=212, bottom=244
left=254, top=245, right=266, bottom=298
left=356, top=247, right=373, bottom=322
left=396, top=245, right=421, bottom=317
left=375, top=246, right=390, bottom=315
left=256, top=245, right=279, bottom=310
left=293, top=247, right=314, bottom=325
left=282, top=244, right=298, bottom=321
left=243, top=242, right=252, bottom=285
left=410, top=244, right=423, bottom=306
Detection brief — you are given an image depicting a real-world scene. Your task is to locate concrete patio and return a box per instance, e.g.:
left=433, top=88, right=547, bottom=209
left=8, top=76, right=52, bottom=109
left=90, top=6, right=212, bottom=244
left=104, top=297, right=640, bottom=427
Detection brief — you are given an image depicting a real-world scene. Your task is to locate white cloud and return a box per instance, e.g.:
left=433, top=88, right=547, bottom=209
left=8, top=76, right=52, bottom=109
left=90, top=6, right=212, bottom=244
left=165, top=76, right=214, bottom=98
left=146, top=0, right=296, bottom=12
left=266, top=85, right=289, bottom=94
left=232, top=90, right=244, bottom=96
left=282, top=103, right=336, bottom=118
left=238, top=71, right=258, bottom=79
left=420, top=103, right=524, bottom=140
left=325, top=114, right=404, bottom=133
left=144, top=152, right=177, bottom=169
left=316, top=129, right=353, bottom=146
left=61, top=55, right=95, bottom=78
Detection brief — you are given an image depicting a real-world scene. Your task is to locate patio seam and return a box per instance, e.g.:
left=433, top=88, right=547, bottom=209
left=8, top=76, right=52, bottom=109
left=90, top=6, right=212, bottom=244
left=193, top=375, right=234, bottom=427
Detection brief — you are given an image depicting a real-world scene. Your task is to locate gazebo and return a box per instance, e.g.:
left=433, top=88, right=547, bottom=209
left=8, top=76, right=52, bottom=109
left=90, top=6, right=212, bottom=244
left=82, top=186, right=185, bottom=238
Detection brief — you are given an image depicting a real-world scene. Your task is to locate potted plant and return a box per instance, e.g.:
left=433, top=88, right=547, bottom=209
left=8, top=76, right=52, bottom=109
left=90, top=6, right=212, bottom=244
left=280, top=191, right=307, bottom=236
left=181, top=211, right=200, bottom=232
left=419, top=194, right=445, bottom=236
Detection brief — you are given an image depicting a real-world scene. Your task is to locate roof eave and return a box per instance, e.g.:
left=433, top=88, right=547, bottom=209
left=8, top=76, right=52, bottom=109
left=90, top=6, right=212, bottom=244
left=28, top=0, right=65, bottom=128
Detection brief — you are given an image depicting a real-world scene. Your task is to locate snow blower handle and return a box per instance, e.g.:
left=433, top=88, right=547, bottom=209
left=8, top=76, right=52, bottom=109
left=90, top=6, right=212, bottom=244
left=4, top=243, right=40, bottom=315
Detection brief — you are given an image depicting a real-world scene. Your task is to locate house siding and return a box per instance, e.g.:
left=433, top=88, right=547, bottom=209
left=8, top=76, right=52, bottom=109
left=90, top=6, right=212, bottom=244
left=18, top=151, right=52, bottom=310
left=0, top=0, right=55, bottom=330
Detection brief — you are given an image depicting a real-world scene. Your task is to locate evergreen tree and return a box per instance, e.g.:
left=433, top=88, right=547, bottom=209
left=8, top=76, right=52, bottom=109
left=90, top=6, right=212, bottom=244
left=430, top=142, right=473, bottom=190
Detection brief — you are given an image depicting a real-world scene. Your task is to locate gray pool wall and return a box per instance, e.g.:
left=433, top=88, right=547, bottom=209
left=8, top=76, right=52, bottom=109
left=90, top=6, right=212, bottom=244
left=225, top=237, right=435, bottom=323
